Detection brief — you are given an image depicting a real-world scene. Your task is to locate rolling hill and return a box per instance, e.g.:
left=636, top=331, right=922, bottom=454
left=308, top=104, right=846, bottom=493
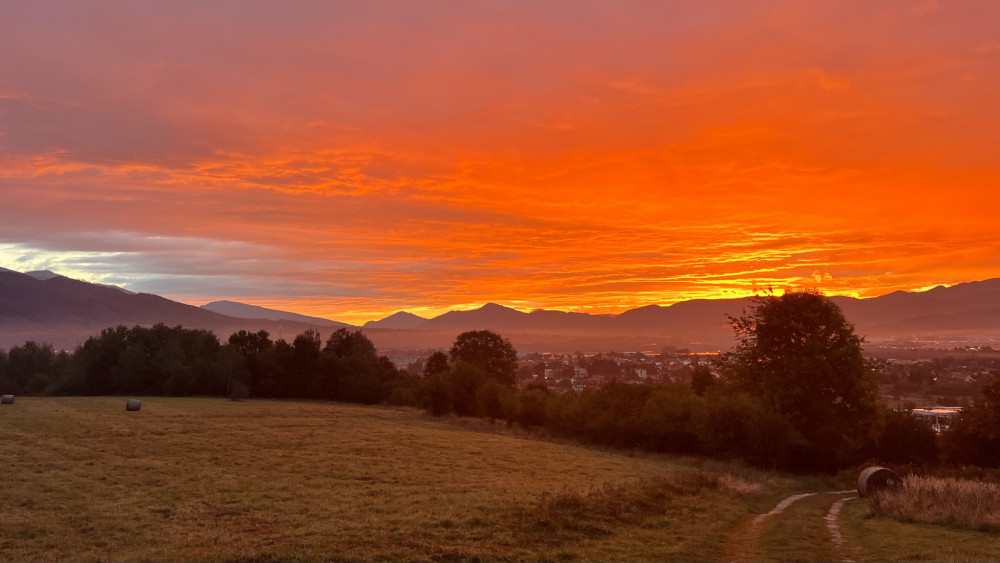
left=0, top=270, right=338, bottom=350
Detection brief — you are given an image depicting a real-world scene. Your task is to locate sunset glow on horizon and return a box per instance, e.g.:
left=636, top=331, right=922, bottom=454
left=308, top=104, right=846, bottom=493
left=2, top=1, right=1000, bottom=325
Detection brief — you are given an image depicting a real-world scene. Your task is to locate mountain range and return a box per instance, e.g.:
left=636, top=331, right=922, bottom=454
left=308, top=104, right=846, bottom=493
left=2, top=266, right=1000, bottom=352
left=358, top=279, right=1000, bottom=346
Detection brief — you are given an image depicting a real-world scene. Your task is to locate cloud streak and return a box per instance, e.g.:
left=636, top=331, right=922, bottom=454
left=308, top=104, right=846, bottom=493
left=1, top=1, right=999, bottom=323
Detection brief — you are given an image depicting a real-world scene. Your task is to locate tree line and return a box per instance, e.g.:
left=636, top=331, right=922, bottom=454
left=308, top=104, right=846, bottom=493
left=2, top=293, right=999, bottom=471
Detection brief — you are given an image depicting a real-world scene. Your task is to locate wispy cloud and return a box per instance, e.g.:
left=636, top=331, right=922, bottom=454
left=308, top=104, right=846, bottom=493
left=1, top=1, right=999, bottom=324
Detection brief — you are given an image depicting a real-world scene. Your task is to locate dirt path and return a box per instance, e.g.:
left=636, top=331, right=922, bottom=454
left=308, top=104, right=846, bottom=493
left=721, top=490, right=857, bottom=562
left=824, top=495, right=859, bottom=563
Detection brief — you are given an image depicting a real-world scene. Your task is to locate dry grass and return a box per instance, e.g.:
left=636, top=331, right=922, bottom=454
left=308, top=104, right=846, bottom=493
left=842, top=498, right=1000, bottom=562
left=0, top=397, right=770, bottom=562
left=531, top=470, right=754, bottom=535
left=868, top=475, right=1000, bottom=531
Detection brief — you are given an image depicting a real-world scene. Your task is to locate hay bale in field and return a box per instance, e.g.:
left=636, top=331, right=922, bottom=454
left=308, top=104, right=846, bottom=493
left=1, top=394, right=14, bottom=404
left=125, top=399, right=142, bottom=411
left=857, top=466, right=902, bottom=497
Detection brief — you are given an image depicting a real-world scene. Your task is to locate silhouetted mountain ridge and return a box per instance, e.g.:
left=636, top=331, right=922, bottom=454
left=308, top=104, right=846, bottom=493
left=363, top=311, right=428, bottom=329
left=363, top=279, right=1000, bottom=344
left=201, top=300, right=354, bottom=328
left=4, top=267, right=1000, bottom=351
left=0, top=270, right=348, bottom=350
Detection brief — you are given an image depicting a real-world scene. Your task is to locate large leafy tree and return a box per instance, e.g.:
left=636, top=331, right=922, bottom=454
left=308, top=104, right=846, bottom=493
left=324, top=328, right=377, bottom=360
left=226, top=329, right=272, bottom=397
left=449, top=330, right=518, bottom=386
left=718, top=290, right=882, bottom=469
left=228, top=329, right=272, bottom=357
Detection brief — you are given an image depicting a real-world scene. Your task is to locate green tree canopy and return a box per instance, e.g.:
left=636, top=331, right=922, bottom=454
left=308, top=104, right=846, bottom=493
left=718, top=290, right=882, bottom=469
left=323, top=328, right=377, bottom=360
left=449, top=330, right=518, bottom=386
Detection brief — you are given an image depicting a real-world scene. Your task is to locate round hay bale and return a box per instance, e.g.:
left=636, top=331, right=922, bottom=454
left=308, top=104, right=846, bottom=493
left=1, top=394, right=14, bottom=404
left=125, top=399, right=142, bottom=412
left=857, top=466, right=902, bottom=498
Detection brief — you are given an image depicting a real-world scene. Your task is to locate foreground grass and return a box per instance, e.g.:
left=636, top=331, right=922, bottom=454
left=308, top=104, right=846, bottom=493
left=870, top=474, right=1000, bottom=530
left=755, top=492, right=850, bottom=563
left=1, top=397, right=780, bottom=562
left=841, top=498, right=1000, bottom=562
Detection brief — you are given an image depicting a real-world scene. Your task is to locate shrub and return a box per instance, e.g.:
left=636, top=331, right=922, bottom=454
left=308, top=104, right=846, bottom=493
left=515, top=388, right=550, bottom=428
left=942, top=377, right=1000, bottom=467
left=698, top=391, right=804, bottom=469
left=876, top=408, right=938, bottom=466
left=637, top=385, right=704, bottom=454
left=421, top=374, right=454, bottom=417
left=868, top=475, right=1000, bottom=531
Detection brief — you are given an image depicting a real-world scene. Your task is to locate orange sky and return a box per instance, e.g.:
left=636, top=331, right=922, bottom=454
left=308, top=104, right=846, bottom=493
left=2, top=1, right=999, bottom=324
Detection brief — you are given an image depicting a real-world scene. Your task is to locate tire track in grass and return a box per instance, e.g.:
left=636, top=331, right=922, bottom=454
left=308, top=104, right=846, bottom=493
left=722, top=490, right=854, bottom=562
left=825, top=495, right=858, bottom=563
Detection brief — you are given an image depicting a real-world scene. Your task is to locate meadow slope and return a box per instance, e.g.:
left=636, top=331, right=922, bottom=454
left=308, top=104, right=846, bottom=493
left=2, top=397, right=998, bottom=562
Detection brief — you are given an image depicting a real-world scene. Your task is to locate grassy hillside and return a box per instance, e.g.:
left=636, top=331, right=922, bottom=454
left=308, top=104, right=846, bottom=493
left=0, top=397, right=782, bottom=562
left=2, top=397, right=997, bottom=562
left=840, top=499, right=1000, bottom=562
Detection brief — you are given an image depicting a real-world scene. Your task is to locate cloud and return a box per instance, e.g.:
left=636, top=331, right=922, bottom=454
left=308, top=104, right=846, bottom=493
left=811, top=271, right=834, bottom=283
left=1, top=1, right=999, bottom=323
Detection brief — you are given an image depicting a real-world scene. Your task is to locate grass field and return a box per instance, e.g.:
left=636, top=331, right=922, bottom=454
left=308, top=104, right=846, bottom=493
left=3, top=397, right=998, bottom=562
left=0, top=397, right=785, bottom=562
left=840, top=499, right=1000, bottom=562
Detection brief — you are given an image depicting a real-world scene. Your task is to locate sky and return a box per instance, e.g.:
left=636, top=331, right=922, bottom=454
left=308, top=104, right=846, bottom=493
left=2, top=0, right=999, bottom=324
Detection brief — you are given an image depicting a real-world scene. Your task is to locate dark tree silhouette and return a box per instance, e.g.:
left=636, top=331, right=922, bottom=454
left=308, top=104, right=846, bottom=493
left=229, top=329, right=272, bottom=357
left=226, top=329, right=272, bottom=398
left=0, top=341, right=63, bottom=395
left=944, top=376, right=1000, bottom=467
left=324, top=328, right=377, bottom=360
left=423, top=351, right=450, bottom=378
left=718, top=290, right=881, bottom=469
left=691, top=363, right=714, bottom=396
left=878, top=408, right=939, bottom=466
left=449, top=330, right=518, bottom=386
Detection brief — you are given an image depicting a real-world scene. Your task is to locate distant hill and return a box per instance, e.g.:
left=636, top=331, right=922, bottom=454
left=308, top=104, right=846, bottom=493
left=25, top=270, right=61, bottom=281
left=201, top=300, right=354, bottom=328
left=0, top=270, right=340, bottom=350
left=363, top=311, right=428, bottom=330
left=4, top=266, right=1000, bottom=352
left=0, top=269, right=226, bottom=327
left=419, top=303, right=534, bottom=331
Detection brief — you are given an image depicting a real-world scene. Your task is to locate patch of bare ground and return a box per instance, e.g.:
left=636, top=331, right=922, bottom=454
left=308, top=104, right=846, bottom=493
left=825, top=495, right=859, bottom=563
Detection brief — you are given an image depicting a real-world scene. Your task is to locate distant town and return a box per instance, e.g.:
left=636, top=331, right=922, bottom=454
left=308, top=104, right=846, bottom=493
left=386, top=344, right=1000, bottom=408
